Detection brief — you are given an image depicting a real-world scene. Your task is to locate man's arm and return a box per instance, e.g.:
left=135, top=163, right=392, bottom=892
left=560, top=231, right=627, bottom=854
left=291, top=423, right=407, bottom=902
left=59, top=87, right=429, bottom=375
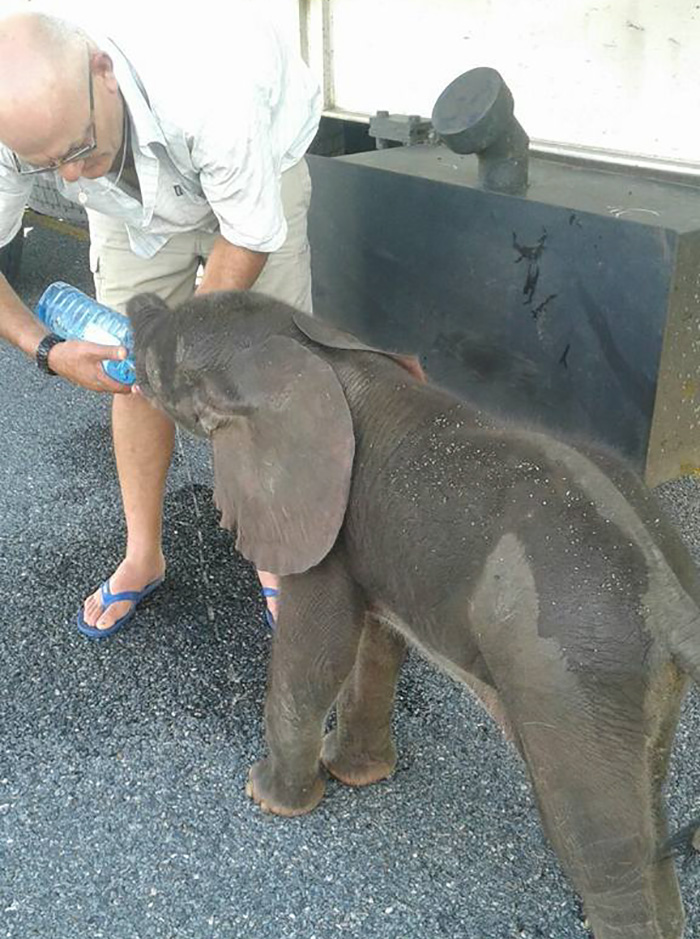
left=0, top=269, right=48, bottom=354
left=196, top=235, right=267, bottom=295
left=0, top=272, right=131, bottom=393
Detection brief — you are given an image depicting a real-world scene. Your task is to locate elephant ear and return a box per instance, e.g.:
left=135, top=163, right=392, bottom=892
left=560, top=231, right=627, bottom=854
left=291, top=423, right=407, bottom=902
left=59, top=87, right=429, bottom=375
left=292, top=311, right=426, bottom=380
left=204, top=335, right=355, bottom=576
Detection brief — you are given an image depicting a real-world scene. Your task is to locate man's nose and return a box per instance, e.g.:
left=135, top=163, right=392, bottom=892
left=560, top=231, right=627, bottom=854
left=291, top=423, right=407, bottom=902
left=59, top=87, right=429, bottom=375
left=57, top=160, right=85, bottom=183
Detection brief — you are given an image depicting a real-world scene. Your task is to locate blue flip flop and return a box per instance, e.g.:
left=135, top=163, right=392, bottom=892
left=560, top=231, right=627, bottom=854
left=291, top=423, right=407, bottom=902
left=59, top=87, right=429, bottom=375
left=77, top=576, right=164, bottom=639
left=261, top=586, right=279, bottom=629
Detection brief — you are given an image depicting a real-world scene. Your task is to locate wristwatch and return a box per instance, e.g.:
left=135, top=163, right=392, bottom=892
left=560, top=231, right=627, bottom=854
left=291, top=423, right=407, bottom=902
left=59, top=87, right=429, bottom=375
left=35, top=333, right=66, bottom=375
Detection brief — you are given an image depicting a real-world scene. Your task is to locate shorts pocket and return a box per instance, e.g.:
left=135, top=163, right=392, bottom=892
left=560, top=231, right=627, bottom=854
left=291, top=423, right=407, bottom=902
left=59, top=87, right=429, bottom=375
left=88, top=242, right=101, bottom=275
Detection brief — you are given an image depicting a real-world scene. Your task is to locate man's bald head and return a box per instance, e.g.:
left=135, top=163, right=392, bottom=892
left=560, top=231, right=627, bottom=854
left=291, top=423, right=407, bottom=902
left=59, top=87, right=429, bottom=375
left=0, top=12, right=93, bottom=155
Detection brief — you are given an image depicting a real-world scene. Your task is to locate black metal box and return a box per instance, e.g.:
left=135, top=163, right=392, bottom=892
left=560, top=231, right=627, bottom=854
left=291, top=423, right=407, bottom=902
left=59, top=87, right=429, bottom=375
left=308, top=147, right=700, bottom=485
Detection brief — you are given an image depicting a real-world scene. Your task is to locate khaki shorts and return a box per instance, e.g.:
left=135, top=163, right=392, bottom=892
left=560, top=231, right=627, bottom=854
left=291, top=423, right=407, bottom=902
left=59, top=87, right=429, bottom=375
left=87, top=157, right=313, bottom=315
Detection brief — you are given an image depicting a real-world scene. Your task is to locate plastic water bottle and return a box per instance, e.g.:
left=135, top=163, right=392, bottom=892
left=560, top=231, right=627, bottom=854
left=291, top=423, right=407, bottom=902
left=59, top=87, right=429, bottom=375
left=34, top=281, right=136, bottom=385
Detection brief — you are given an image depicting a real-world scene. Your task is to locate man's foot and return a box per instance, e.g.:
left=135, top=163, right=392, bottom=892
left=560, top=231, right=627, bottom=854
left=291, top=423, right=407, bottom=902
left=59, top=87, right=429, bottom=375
left=257, top=569, right=280, bottom=625
left=81, top=557, right=166, bottom=631
left=261, top=587, right=279, bottom=628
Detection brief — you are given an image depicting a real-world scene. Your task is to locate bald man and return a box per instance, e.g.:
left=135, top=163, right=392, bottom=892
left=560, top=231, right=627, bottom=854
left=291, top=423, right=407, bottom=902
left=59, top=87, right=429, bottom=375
left=0, top=9, right=321, bottom=635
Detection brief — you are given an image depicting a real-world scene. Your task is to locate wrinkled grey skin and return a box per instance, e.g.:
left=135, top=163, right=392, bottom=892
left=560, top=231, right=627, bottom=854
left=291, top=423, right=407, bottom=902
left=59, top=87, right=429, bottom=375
left=130, top=289, right=700, bottom=939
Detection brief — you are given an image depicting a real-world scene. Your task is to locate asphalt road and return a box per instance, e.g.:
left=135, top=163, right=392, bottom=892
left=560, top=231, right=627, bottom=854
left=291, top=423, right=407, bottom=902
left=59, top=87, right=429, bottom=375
left=1, top=216, right=699, bottom=939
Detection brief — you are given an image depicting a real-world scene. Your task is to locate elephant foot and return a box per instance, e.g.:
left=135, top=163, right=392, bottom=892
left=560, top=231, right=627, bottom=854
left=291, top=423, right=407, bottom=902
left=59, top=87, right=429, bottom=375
left=321, top=730, right=396, bottom=786
left=246, top=758, right=326, bottom=816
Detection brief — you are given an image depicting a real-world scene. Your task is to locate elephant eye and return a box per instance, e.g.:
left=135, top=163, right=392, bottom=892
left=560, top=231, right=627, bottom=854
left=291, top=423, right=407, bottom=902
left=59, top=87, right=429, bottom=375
left=175, top=371, right=197, bottom=398
left=151, top=364, right=165, bottom=396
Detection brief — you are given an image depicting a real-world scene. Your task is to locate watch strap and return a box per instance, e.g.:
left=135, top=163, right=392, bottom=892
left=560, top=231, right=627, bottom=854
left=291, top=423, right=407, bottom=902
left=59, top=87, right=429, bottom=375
left=35, top=333, right=66, bottom=375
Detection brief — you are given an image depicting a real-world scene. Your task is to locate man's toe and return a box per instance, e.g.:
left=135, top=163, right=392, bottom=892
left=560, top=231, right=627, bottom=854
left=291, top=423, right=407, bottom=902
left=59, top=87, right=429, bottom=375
left=96, top=603, right=123, bottom=631
left=82, top=588, right=104, bottom=628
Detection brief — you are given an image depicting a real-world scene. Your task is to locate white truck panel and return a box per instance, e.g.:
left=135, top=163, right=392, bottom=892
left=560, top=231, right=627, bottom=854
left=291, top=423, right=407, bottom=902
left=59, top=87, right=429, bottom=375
left=20, top=0, right=700, bottom=171
left=301, top=0, right=700, bottom=172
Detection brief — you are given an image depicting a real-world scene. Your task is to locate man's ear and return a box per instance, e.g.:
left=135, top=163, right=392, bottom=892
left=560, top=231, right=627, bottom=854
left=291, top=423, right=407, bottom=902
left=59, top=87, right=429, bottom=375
left=89, top=50, right=119, bottom=94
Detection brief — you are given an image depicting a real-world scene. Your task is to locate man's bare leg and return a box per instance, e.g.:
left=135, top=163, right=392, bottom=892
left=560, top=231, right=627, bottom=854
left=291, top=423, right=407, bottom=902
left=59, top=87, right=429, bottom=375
left=82, top=392, right=173, bottom=630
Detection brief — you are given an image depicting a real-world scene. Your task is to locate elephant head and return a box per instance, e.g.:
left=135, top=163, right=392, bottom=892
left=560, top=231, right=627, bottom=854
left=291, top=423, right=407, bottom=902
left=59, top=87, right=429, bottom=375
left=128, top=289, right=412, bottom=576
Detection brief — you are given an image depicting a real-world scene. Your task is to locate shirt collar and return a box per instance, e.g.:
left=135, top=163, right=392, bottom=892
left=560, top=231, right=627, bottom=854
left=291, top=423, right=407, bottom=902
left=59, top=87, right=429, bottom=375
left=103, top=37, right=166, bottom=150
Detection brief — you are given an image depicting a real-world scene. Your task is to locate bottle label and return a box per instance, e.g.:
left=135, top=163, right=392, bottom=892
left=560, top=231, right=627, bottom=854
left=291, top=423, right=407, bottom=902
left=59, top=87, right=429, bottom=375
left=82, top=322, right=122, bottom=347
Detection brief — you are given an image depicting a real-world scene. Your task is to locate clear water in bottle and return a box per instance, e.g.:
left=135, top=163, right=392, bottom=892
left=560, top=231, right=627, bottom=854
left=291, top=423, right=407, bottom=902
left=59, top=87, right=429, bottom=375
left=34, top=281, right=136, bottom=385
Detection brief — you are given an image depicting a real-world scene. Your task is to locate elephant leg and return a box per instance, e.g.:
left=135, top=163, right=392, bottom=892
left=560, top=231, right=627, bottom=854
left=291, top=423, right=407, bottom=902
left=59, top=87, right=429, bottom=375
left=509, top=670, right=686, bottom=939
left=470, top=529, right=689, bottom=937
left=321, top=614, right=407, bottom=786
left=246, top=549, right=366, bottom=817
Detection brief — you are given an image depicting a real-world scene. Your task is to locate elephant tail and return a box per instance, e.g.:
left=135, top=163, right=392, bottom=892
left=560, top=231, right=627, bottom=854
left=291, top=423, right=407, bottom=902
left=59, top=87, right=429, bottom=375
left=674, top=609, right=700, bottom=683
left=659, top=612, right=700, bottom=863
left=658, top=818, right=700, bottom=864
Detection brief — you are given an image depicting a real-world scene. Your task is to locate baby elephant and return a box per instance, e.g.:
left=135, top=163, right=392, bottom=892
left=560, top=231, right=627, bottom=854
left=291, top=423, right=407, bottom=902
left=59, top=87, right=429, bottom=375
left=130, top=289, right=700, bottom=939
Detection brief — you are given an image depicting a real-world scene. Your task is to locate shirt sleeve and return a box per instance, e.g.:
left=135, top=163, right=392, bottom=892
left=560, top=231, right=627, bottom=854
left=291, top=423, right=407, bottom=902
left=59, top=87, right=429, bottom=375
left=189, top=94, right=288, bottom=255
left=0, top=150, right=34, bottom=247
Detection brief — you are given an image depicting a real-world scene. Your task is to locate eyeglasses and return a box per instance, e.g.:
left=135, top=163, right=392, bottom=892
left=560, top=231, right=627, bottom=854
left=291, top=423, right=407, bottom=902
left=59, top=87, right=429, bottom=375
left=11, top=48, right=97, bottom=176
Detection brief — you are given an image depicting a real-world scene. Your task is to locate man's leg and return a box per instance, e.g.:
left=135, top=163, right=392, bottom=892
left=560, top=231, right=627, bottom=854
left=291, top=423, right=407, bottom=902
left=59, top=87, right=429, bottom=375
left=84, top=159, right=313, bottom=631
left=82, top=220, right=201, bottom=630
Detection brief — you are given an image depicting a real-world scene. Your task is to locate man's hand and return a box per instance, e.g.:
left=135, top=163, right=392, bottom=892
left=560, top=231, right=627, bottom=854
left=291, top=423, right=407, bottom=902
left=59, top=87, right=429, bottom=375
left=46, top=338, right=132, bottom=393
left=0, top=273, right=130, bottom=393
